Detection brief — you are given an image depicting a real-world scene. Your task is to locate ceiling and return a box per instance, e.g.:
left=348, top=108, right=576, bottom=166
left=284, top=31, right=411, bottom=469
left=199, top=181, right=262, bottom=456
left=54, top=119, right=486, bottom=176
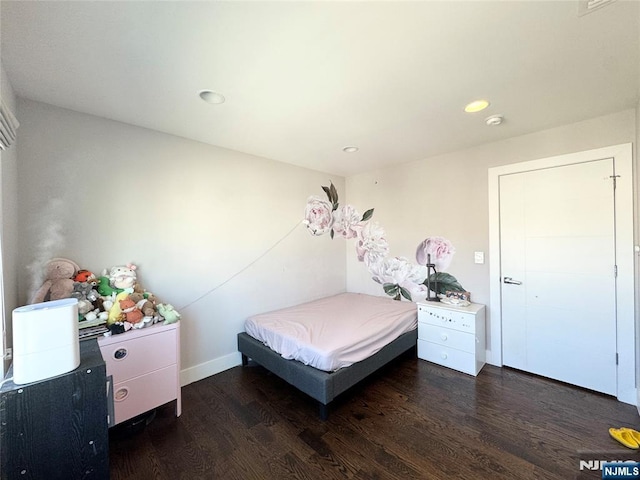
left=2, top=1, right=639, bottom=177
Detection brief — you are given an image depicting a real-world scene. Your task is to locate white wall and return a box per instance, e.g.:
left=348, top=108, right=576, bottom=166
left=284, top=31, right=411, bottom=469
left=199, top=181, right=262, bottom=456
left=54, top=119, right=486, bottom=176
left=16, top=99, right=346, bottom=384
left=11, top=99, right=639, bottom=386
left=346, top=108, right=636, bottom=361
left=0, top=60, right=19, bottom=373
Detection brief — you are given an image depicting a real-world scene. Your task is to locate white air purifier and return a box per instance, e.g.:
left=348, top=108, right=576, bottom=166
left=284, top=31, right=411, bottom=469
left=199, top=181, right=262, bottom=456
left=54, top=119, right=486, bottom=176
left=12, top=298, right=80, bottom=385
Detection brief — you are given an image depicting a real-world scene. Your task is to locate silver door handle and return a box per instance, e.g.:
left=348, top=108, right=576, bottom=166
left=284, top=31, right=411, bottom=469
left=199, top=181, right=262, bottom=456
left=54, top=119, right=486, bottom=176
left=503, top=277, right=523, bottom=285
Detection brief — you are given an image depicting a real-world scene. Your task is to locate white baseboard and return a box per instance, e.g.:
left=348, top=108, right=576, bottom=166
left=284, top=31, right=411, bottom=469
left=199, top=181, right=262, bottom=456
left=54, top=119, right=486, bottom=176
left=179, top=351, right=242, bottom=387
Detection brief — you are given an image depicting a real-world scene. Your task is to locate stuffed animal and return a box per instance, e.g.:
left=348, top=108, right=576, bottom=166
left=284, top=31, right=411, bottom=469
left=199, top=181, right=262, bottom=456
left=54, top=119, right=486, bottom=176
left=77, top=299, right=94, bottom=316
left=129, top=292, right=156, bottom=318
left=101, top=296, right=114, bottom=312
left=107, top=291, right=129, bottom=325
left=73, top=269, right=97, bottom=285
left=71, top=281, right=103, bottom=320
left=97, top=276, right=119, bottom=296
left=108, top=264, right=138, bottom=291
left=157, top=304, right=181, bottom=325
left=30, top=258, right=80, bottom=304
left=108, top=321, right=132, bottom=335
left=118, top=296, right=144, bottom=324
left=131, top=315, right=154, bottom=330
left=71, top=281, right=96, bottom=302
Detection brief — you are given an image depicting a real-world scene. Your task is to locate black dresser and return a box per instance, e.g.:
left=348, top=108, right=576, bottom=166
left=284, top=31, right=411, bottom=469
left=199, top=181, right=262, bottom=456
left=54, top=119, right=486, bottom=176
left=0, top=339, right=109, bottom=479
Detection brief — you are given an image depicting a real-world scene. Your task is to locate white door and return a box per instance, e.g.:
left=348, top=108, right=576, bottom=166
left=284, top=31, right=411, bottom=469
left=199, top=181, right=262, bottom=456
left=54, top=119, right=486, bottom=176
left=500, top=158, right=617, bottom=395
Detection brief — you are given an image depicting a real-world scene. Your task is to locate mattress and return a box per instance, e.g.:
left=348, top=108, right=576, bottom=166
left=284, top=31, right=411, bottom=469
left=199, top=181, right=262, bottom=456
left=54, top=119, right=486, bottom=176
left=244, top=292, right=417, bottom=371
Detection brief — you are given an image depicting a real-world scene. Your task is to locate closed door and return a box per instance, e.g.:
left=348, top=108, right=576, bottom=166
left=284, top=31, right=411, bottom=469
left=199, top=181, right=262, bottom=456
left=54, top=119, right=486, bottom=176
left=500, top=158, right=617, bottom=395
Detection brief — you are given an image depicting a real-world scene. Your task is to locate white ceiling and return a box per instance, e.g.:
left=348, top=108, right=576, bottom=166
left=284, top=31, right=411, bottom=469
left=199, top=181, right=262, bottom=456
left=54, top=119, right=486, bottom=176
left=2, top=1, right=639, bottom=176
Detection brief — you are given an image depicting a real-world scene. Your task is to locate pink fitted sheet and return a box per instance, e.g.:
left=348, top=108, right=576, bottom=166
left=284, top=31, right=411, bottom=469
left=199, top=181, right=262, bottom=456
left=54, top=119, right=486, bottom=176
left=244, top=292, right=417, bottom=371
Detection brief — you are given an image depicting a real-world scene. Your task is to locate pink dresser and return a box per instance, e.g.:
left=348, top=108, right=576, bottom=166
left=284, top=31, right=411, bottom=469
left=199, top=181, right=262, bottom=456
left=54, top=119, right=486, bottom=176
left=98, top=322, right=181, bottom=426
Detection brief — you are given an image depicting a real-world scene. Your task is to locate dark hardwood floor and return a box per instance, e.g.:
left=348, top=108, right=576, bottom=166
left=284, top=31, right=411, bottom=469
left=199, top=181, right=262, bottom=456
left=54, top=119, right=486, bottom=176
left=109, top=350, right=640, bottom=479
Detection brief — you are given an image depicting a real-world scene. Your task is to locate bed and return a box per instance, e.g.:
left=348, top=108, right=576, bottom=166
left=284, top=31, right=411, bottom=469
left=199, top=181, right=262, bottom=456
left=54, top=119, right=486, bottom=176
left=237, top=292, right=418, bottom=419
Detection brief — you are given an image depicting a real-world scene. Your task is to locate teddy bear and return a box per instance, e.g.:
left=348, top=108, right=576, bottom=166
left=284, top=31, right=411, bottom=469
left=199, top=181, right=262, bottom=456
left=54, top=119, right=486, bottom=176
left=128, top=292, right=156, bottom=318
left=30, top=258, right=80, bottom=304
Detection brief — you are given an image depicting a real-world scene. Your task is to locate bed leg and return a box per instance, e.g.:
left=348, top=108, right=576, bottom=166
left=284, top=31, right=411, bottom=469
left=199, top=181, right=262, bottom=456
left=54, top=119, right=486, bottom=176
left=319, top=402, right=329, bottom=421
left=241, top=354, right=248, bottom=366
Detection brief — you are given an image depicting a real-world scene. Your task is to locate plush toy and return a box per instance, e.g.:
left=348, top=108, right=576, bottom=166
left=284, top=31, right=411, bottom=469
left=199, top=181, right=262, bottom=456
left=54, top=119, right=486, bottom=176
left=73, top=269, right=97, bottom=285
left=131, top=315, right=154, bottom=330
left=157, top=304, right=181, bottom=325
left=108, top=321, right=132, bottom=335
left=71, top=281, right=96, bottom=302
left=118, top=296, right=144, bottom=324
left=97, top=276, right=119, bottom=296
left=30, top=258, right=80, bottom=304
left=107, top=291, right=129, bottom=325
left=70, top=280, right=102, bottom=319
left=129, top=292, right=156, bottom=318
left=108, top=264, right=138, bottom=291
left=77, top=299, right=94, bottom=316
left=101, top=296, right=114, bottom=313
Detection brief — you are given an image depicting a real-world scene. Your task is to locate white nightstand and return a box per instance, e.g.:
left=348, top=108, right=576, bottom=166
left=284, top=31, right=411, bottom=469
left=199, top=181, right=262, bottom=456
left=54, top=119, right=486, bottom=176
left=98, top=322, right=181, bottom=426
left=417, top=302, right=485, bottom=376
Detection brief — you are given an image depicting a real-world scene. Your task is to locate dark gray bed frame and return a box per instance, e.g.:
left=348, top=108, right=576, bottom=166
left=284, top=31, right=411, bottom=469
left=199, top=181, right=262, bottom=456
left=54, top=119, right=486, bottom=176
left=237, top=329, right=417, bottom=420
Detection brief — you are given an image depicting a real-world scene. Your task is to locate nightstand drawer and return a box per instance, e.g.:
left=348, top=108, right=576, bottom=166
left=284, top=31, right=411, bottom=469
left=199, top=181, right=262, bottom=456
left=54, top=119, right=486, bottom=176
left=418, top=305, right=476, bottom=333
left=112, top=364, right=178, bottom=425
left=100, top=328, right=177, bottom=384
left=419, top=323, right=476, bottom=352
left=417, top=339, right=482, bottom=376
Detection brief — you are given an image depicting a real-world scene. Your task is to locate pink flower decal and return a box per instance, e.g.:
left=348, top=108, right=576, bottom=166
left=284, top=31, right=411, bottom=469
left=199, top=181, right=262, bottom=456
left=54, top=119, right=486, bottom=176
left=368, top=256, right=427, bottom=286
left=368, top=256, right=428, bottom=300
left=332, top=204, right=362, bottom=239
left=355, top=221, right=389, bottom=265
left=416, top=236, right=455, bottom=271
left=303, top=196, right=334, bottom=236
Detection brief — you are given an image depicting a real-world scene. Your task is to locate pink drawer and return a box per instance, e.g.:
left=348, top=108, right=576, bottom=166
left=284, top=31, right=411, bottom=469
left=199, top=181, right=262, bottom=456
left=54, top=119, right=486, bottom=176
left=99, top=329, right=177, bottom=384
left=112, top=364, right=178, bottom=425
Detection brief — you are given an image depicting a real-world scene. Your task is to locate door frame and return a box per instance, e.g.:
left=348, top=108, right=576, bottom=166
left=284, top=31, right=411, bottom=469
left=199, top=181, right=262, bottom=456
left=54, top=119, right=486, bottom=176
left=488, top=143, right=635, bottom=404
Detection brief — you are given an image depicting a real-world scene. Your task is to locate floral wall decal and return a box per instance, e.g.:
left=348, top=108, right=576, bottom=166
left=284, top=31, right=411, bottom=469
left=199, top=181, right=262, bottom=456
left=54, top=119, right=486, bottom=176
left=416, top=236, right=455, bottom=271
left=304, top=182, right=465, bottom=302
left=303, top=196, right=334, bottom=236
left=415, top=236, right=466, bottom=297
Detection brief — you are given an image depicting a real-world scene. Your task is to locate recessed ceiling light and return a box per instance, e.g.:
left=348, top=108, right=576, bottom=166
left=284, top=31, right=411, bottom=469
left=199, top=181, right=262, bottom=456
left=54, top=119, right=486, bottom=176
left=199, top=90, right=225, bottom=104
left=485, top=114, right=504, bottom=126
left=342, top=146, right=359, bottom=153
left=464, top=100, right=490, bottom=113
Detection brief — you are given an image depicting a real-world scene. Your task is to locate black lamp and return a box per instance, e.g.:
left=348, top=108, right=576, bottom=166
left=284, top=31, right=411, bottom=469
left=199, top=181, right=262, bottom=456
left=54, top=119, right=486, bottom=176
left=425, top=254, right=439, bottom=302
